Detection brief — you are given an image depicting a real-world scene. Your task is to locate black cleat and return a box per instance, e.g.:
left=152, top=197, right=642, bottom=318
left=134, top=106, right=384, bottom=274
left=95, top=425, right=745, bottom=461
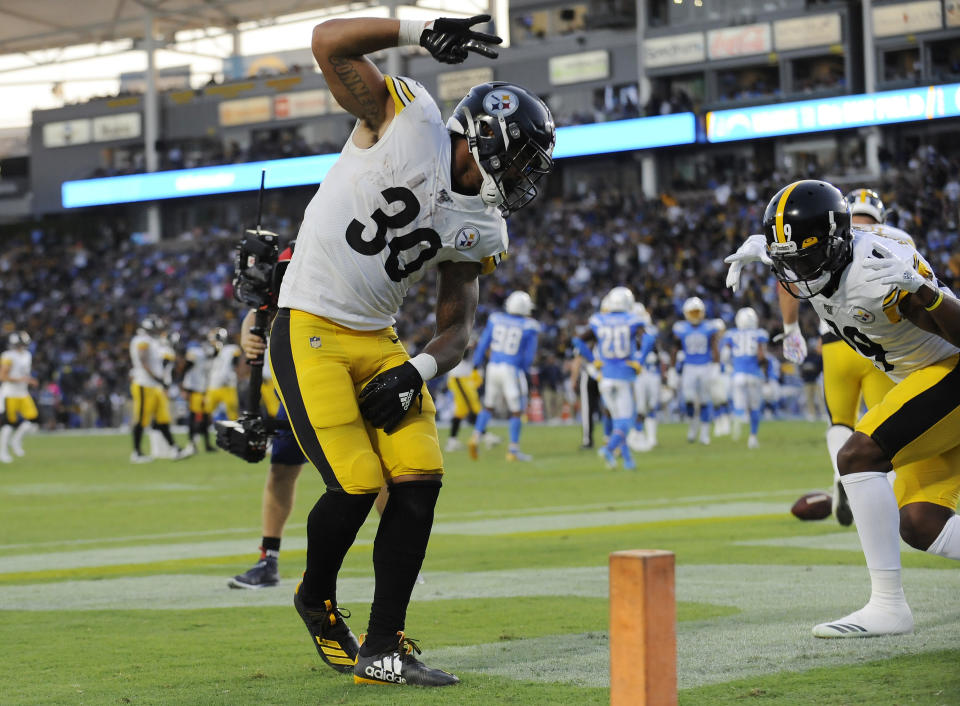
left=293, top=583, right=359, bottom=674
left=228, top=555, right=279, bottom=589
left=834, top=481, right=853, bottom=527
left=354, top=632, right=459, bottom=686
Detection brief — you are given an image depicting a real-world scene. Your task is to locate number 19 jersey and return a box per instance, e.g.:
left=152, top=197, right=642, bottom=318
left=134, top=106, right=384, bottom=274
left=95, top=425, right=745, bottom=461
left=278, top=75, right=508, bottom=331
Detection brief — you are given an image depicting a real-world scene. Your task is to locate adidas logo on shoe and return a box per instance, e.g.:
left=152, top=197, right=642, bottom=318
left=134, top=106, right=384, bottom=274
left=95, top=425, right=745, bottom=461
left=364, top=656, right=405, bottom=684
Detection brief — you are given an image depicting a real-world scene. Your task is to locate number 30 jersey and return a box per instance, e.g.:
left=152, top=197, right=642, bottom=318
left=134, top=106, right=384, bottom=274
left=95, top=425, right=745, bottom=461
left=809, top=228, right=958, bottom=382
left=278, top=75, right=508, bottom=330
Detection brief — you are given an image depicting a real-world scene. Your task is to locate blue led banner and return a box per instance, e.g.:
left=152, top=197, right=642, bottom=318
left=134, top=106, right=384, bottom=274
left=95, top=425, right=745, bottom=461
left=61, top=113, right=697, bottom=208
left=706, top=82, right=960, bottom=143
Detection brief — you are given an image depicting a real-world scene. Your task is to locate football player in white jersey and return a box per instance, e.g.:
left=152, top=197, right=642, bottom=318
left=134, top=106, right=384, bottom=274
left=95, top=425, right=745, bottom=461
left=729, top=179, right=960, bottom=638
left=0, top=332, right=39, bottom=463
left=204, top=328, right=241, bottom=420
left=181, top=338, right=216, bottom=454
left=268, top=15, right=554, bottom=687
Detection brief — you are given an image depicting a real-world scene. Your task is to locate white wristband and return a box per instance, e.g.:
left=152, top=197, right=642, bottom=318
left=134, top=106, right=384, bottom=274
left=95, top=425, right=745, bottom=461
left=397, top=19, right=428, bottom=47
left=783, top=321, right=800, bottom=336
left=409, top=352, right=438, bottom=382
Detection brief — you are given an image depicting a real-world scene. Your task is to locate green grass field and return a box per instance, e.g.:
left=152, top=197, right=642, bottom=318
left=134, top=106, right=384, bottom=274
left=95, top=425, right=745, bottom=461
left=2, top=421, right=958, bottom=705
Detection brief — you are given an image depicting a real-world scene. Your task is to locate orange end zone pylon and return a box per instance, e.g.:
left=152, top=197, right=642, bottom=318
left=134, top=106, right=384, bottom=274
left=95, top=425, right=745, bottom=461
left=609, top=549, right=677, bottom=705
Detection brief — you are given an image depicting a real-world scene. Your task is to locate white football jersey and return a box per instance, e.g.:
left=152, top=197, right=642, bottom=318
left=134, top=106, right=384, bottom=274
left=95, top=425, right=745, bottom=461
left=207, top=344, right=240, bottom=390
left=130, top=333, right=162, bottom=388
left=279, top=75, right=508, bottom=330
left=182, top=344, right=212, bottom=392
left=809, top=229, right=958, bottom=382
left=1, top=348, right=32, bottom=397
left=158, top=341, right=176, bottom=386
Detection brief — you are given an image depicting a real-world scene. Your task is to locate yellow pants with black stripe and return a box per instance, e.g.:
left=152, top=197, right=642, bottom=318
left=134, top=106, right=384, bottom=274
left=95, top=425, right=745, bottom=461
left=261, top=380, right=280, bottom=418
left=130, top=384, right=168, bottom=426
left=269, top=309, right=442, bottom=495
left=449, top=374, right=481, bottom=419
left=822, top=339, right=895, bottom=427
left=204, top=387, right=239, bottom=419
left=186, top=390, right=205, bottom=417
left=856, top=354, right=960, bottom=510
left=4, top=396, right=38, bottom=424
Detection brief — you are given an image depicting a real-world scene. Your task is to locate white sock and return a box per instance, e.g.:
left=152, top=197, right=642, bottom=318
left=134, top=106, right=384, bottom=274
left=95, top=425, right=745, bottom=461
left=841, top=471, right=904, bottom=600
left=927, top=515, right=960, bottom=560
left=826, top=425, right=853, bottom=485
left=0, top=425, right=11, bottom=455
left=12, top=421, right=34, bottom=447
left=646, top=419, right=657, bottom=443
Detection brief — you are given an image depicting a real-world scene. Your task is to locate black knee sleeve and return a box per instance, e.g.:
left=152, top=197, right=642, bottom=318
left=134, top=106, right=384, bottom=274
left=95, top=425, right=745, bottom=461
left=301, top=490, right=377, bottom=606
left=363, top=480, right=441, bottom=653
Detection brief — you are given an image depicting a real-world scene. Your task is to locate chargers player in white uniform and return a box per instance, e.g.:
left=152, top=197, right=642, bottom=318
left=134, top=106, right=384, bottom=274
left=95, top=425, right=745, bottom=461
left=268, top=14, right=554, bottom=687
left=629, top=303, right=660, bottom=451
left=574, top=287, right=645, bottom=470
left=0, top=332, right=38, bottom=463
left=469, top=291, right=541, bottom=462
left=728, top=179, right=960, bottom=638
left=720, top=307, right=768, bottom=449
left=673, top=297, right=722, bottom=445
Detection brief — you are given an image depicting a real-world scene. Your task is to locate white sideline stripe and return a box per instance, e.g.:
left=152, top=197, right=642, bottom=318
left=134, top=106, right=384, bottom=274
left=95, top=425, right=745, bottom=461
left=737, top=531, right=924, bottom=553
left=1, top=564, right=958, bottom=689
left=1, top=483, right=206, bottom=497
left=0, top=490, right=808, bottom=551
left=0, top=501, right=789, bottom=571
left=0, top=538, right=310, bottom=574
left=432, top=502, right=787, bottom=535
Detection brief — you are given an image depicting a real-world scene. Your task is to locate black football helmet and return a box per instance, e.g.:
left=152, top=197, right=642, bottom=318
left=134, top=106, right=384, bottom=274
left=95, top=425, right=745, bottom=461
left=845, top=187, right=886, bottom=224
left=447, top=82, right=555, bottom=215
left=762, top=180, right=852, bottom=299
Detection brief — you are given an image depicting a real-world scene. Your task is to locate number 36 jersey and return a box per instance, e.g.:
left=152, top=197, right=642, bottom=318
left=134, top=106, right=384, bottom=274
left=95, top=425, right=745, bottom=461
left=809, top=228, right=958, bottom=382
left=278, top=75, right=508, bottom=330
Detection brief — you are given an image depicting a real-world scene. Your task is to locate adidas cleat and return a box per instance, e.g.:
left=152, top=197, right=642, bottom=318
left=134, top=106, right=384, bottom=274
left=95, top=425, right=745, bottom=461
left=467, top=436, right=479, bottom=460
left=228, top=556, right=279, bottom=589
left=812, top=603, right=913, bottom=638
left=294, top=583, right=359, bottom=673
left=354, top=633, right=458, bottom=687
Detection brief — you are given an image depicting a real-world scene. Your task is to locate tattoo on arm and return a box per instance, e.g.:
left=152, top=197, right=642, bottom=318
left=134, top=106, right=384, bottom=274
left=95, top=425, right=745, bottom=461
left=329, top=56, right=384, bottom=128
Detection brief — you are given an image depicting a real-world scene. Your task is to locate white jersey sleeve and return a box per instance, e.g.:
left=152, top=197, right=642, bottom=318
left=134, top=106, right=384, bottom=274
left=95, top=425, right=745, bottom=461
left=278, top=76, right=507, bottom=331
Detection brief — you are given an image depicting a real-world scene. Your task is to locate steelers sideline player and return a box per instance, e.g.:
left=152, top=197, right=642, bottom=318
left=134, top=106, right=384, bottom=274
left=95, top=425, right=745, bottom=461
left=727, top=179, right=960, bottom=638
left=267, top=14, right=555, bottom=686
left=0, top=331, right=39, bottom=463
left=727, top=187, right=923, bottom=526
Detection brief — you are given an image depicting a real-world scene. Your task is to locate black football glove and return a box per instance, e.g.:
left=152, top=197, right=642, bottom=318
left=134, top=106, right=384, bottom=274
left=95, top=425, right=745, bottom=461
left=420, top=14, right=502, bottom=65
left=215, top=414, right=268, bottom=463
left=358, top=361, right=423, bottom=434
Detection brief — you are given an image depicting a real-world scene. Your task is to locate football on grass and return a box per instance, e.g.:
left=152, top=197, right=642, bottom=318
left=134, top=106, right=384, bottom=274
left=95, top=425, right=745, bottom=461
left=791, top=491, right=832, bottom=520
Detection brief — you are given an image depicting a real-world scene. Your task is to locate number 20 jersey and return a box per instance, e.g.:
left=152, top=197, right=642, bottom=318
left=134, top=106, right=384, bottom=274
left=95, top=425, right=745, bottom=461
left=278, top=75, right=508, bottom=331
left=808, top=228, right=958, bottom=382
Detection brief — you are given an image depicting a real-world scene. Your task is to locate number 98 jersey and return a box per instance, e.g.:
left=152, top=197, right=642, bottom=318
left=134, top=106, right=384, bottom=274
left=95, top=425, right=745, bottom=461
left=810, top=229, right=958, bottom=382
left=278, top=75, right=508, bottom=330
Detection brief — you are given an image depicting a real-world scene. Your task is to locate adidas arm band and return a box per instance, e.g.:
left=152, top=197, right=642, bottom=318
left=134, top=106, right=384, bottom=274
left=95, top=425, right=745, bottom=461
left=409, top=353, right=438, bottom=382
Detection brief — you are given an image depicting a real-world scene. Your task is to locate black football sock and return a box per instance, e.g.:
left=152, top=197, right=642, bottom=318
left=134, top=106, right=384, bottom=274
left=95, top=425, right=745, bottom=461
left=261, top=536, right=281, bottom=558
left=450, top=417, right=461, bottom=438
left=156, top=423, right=177, bottom=448
left=361, top=480, right=441, bottom=656
left=132, top=424, right=144, bottom=454
left=300, top=490, right=377, bottom=608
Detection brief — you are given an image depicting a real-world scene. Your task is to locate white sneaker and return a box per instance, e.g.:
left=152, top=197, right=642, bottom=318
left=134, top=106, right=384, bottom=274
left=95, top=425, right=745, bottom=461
left=130, top=451, right=153, bottom=464
left=483, top=432, right=502, bottom=449
left=0, top=450, right=12, bottom=464
left=699, top=429, right=711, bottom=445
left=445, top=437, right=464, bottom=452
left=686, top=426, right=696, bottom=443
left=747, top=435, right=759, bottom=449
left=174, top=446, right=195, bottom=460
left=813, top=602, right=914, bottom=638
left=11, top=440, right=25, bottom=457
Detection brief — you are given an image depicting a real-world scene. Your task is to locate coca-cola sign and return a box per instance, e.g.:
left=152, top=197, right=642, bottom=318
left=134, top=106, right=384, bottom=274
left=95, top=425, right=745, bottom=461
left=708, top=24, right=772, bottom=60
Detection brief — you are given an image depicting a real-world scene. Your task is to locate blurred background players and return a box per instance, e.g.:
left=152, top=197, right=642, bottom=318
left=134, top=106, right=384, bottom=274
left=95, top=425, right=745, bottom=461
left=574, top=286, right=645, bottom=470
left=182, top=335, right=217, bottom=455
left=469, top=291, right=541, bottom=462
left=443, top=339, right=483, bottom=453
left=673, top=297, right=722, bottom=445
left=721, top=307, right=768, bottom=449
left=0, top=331, right=38, bottom=463
left=630, top=303, right=661, bottom=451
left=204, top=327, right=240, bottom=421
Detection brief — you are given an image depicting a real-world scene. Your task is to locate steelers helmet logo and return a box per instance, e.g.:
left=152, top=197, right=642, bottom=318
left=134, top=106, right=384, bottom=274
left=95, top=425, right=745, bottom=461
left=483, top=90, right=519, bottom=118
left=455, top=225, right=480, bottom=250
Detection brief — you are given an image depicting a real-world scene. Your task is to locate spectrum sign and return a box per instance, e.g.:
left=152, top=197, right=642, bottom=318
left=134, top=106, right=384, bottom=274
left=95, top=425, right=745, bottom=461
left=706, top=82, right=960, bottom=142
left=61, top=113, right=696, bottom=208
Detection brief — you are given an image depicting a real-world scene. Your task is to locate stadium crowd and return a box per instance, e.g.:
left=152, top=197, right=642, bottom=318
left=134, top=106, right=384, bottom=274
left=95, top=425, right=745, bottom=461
left=2, top=143, right=959, bottom=428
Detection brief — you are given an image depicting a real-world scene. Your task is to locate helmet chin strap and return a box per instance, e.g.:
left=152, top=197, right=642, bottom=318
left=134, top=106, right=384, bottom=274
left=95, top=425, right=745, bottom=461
left=460, top=106, right=504, bottom=208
